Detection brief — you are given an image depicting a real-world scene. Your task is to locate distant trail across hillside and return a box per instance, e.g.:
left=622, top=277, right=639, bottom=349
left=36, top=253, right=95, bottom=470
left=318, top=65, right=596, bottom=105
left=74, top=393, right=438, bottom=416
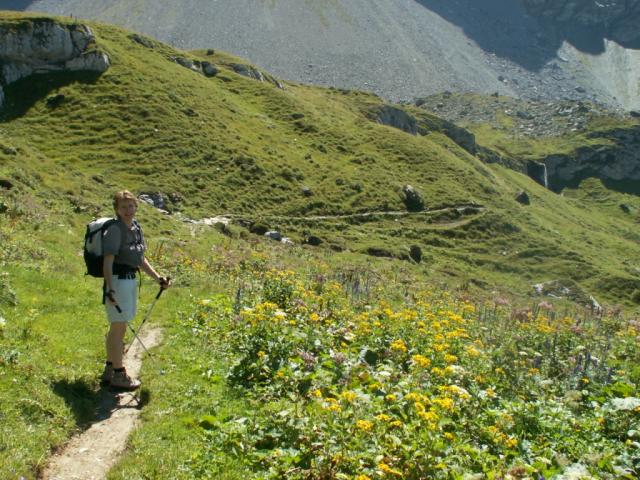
left=40, top=328, right=162, bottom=480
left=194, top=205, right=485, bottom=229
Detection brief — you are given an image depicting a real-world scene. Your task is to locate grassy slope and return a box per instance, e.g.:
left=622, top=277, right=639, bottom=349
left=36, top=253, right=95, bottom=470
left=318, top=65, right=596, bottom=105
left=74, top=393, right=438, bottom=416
left=0, top=12, right=639, bottom=478
left=2, top=13, right=638, bottom=305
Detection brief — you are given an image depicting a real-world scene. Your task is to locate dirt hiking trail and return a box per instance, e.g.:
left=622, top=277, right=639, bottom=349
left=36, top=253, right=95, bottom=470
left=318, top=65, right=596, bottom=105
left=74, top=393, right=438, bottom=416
left=40, top=328, right=162, bottom=480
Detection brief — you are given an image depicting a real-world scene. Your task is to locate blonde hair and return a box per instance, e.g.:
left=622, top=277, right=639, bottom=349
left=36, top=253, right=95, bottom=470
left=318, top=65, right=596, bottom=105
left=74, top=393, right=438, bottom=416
left=113, top=190, right=138, bottom=211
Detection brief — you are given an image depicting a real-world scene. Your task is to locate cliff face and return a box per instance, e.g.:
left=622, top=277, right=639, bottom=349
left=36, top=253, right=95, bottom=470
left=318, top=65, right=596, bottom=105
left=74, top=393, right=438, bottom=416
left=544, top=126, right=640, bottom=192
left=523, top=0, right=640, bottom=46
left=0, top=19, right=110, bottom=108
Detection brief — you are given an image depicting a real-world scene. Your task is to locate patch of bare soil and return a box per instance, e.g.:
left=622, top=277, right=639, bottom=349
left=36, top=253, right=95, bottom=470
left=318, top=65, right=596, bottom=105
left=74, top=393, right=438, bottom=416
left=40, top=328, right=162, bottom=480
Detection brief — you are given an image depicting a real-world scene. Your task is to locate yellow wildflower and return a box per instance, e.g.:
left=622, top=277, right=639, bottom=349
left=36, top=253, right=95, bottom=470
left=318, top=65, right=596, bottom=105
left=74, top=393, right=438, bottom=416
left=378, top=462, right=403, bottom=477
left=390, top=339, right=408, bottom=353
left=340, top=391, right=357, bottom=403
left=356, top=476, right=372, bottom=480
left=444, top=354, right=458, bottom=364
left=466, top=346, right=481, bottom=357
left=443, top=432, right=455, bottom=441
left=417, top=410, right=438, bottom=422
left=356, top=420, right=374, bottom=432
left=412, top=354, right=431, bottom=368
left=389, top=420, right=403, bottom=428
left=312, top=389, right=322, bottom=398
left=386, top=393, right=397, bottom=402
left=434, top=397, right=455, bottom=411
left=376, top=413, right=392, bottom=422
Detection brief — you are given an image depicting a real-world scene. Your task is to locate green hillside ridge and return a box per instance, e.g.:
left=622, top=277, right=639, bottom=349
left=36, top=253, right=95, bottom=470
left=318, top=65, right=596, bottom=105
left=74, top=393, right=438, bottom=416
left=0, top=11, right=639, bottom=307
left=1, top=13, right=640, bottom=479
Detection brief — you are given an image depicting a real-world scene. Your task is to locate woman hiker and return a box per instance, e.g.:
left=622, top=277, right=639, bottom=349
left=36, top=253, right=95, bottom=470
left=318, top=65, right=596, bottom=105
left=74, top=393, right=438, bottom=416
left=101, top=190, right=170, bottom=389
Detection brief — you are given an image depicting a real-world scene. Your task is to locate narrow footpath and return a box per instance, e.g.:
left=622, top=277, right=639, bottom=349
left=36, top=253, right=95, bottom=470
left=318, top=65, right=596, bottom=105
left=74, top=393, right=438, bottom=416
left=40, top=328, right=162, bottom=480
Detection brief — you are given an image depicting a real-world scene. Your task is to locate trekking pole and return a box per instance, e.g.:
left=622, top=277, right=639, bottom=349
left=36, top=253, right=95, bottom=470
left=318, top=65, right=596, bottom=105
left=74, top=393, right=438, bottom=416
left=111, top=302, right=154, bottom=358
left=124, top=278, right=170, bottom=354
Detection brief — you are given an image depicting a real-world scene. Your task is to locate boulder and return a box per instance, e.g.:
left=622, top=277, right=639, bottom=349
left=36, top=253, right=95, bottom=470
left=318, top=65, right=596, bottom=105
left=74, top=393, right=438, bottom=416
left=46, top=94, right=65, bottom=108
left=265, top=230, right=282, bottom=241
left=305, top=235, right=322, bottom=246
left=231, top=63, right=284, bottom=88
left=409, top=245, right=422, bottom=263
left=515, top=190, right=530, bottom=205
left=620, top=203, right=632, bottom=214
left=232, top=63, right=265, bottom=81
left=1, top=145, right=17, bottom=155
left=201, top=61, right=219, bottom=77
left=249, top=222, right=269, bottom=235
left=138, top=192, right=167, bottom=210
left=129, top=33, right=155, bottom=49
left=0, top=179, right=13, bottom=189
left=401, top=184, right=425, bottom=212
left=301, top=186, right=313, bottom=197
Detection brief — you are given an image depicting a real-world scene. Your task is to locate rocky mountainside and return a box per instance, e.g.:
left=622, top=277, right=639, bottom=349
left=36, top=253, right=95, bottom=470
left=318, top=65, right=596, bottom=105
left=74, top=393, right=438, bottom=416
left=523, top=0, right=640, bottom=47
left=8, top=0, right=640, bottom=110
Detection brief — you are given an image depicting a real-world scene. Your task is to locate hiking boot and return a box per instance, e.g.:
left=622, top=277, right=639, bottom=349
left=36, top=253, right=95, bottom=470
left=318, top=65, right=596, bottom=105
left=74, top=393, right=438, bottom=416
left=100, top=363, right=113, bottom=385
left=110, top=368, right=141, bottom=390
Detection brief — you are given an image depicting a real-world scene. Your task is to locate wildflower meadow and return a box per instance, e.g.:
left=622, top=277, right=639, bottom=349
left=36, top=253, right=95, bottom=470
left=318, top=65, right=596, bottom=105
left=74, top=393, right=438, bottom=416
left=180, top=267, right=640, bottom=479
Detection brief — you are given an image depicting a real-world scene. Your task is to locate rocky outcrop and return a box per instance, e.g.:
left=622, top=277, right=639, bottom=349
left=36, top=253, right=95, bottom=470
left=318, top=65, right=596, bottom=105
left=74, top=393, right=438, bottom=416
left=231, top=63, right=284, bottom=89
left=0, top=19, right=110, bottom=108
left=543, top=126, right=640, bottom=191
left=523, top=0, right=640, bottom=46
left=375, top=106, right=418, bottom=135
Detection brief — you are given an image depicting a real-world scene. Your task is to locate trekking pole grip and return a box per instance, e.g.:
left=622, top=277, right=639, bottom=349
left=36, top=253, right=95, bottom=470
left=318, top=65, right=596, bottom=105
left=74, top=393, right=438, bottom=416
left=156, top=276, right=171, bottom=299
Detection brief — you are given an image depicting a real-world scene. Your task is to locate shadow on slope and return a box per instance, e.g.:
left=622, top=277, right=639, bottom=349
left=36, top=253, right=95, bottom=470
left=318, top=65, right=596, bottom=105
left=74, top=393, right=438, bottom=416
left=0, top=71, right=101, bottom=121
left=414, top=0, right=618, bottom=69
left=1, top=1, right=37, bottom=10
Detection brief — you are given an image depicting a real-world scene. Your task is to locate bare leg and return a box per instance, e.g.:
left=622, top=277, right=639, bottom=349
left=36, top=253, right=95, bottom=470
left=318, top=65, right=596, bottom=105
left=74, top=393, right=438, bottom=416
left=106, top=322, right=127, bottom=369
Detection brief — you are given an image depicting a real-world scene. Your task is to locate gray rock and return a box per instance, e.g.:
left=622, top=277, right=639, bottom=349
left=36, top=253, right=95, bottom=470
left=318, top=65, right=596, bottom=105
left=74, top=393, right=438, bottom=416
left=0, top=179, right=14, bottom=189
left=129, top=33, right=155, bottom=49
left=301, top=186, right=313, bottom=197
left=232, top=63, right=265, bottom=81
left=138, top=192, right=167, bottom=210
left=401, top=184, right=425, bottom=212
left=515, top=190, right=530, bottom=205
left=305, top=235, right=322, bottom=246
left=1, top=145, right=17, bottom=155
left=264, top=230, right=282, bottom=241
left=46, top=93, right=65, bottom=108
left=66, top=51, right=110, bottom=72
left=0, top=20, right=109, bottom=107
left=201, top=61, right=219, bottom=77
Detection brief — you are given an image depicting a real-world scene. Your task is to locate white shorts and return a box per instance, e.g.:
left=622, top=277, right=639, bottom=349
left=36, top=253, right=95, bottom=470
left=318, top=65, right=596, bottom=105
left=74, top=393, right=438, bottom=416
left=105, top=278, right=138, bottom=323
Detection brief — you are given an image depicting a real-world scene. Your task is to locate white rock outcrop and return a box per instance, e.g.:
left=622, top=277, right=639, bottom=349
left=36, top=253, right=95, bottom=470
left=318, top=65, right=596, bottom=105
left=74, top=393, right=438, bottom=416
left=0, top=20, right=110, bottom=108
